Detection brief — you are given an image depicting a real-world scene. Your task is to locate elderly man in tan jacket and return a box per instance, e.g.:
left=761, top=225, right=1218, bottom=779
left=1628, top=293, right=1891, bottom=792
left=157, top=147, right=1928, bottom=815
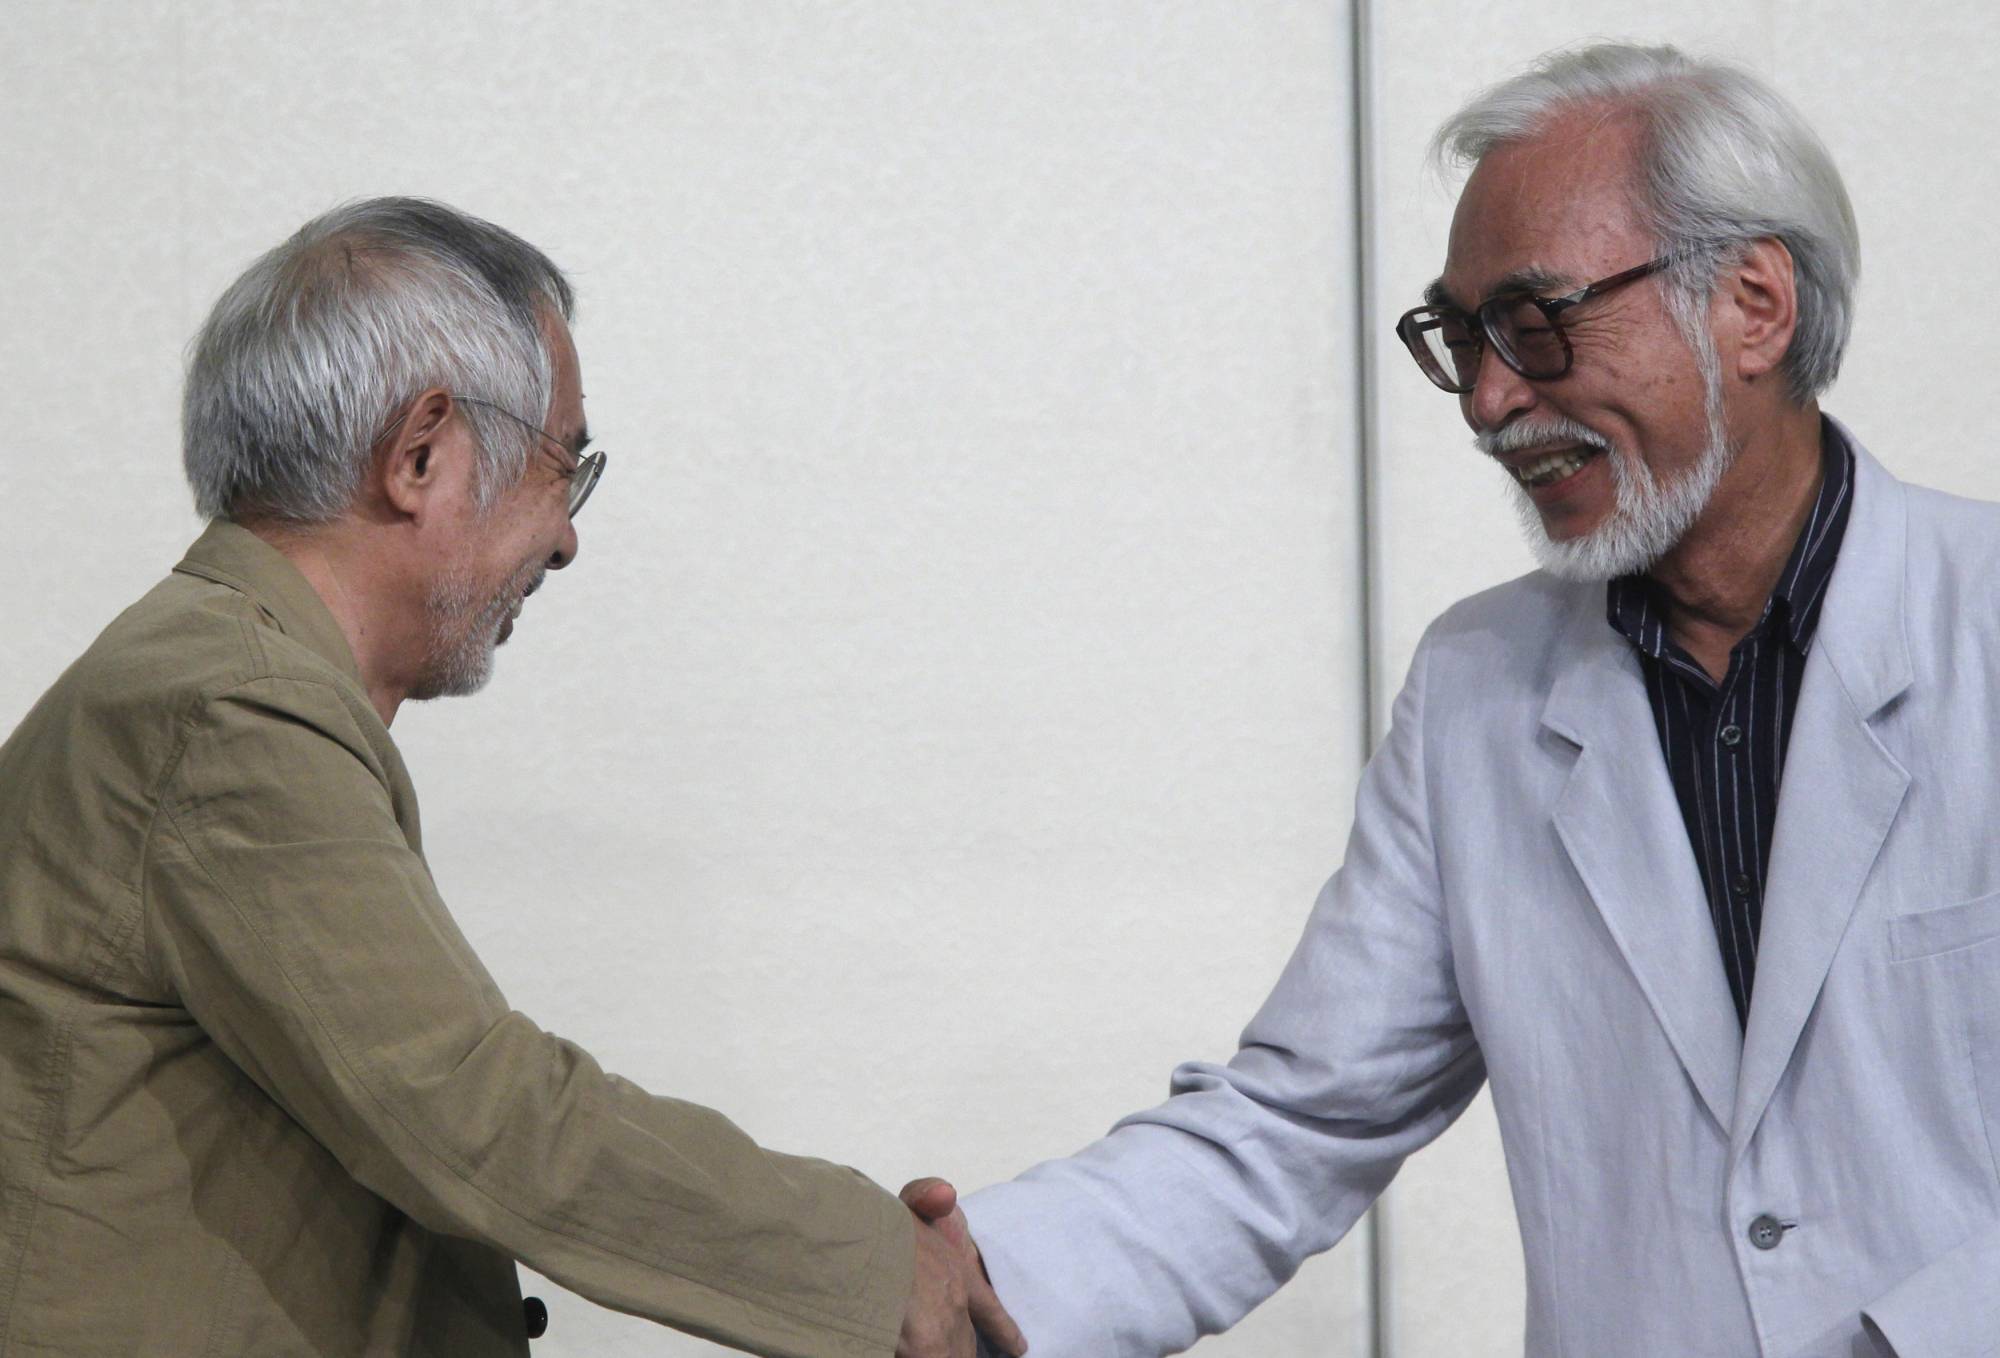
left=0, top=197, right=1022, bottom=1358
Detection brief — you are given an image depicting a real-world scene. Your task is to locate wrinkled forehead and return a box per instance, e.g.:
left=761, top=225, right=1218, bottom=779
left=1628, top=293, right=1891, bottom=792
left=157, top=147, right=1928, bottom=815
left=540, top=311, right=587, bottom=438
left=1436, top=113, right=1649, bottom=307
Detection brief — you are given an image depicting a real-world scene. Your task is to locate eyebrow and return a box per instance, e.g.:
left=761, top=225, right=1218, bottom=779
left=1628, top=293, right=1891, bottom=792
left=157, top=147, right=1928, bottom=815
left=1424, top=265, right=1576, bottom=311
left=1489, top=265, right=1574, bottom=297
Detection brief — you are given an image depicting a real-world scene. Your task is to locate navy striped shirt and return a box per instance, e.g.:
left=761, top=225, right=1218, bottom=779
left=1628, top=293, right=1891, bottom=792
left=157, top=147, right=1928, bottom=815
left=1606, top=422, right=1854, bottom=1028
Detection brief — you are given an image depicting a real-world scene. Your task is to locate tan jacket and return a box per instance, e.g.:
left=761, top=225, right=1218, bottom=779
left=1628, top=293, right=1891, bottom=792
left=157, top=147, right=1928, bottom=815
left=0, top=522, right=912, bottom=1357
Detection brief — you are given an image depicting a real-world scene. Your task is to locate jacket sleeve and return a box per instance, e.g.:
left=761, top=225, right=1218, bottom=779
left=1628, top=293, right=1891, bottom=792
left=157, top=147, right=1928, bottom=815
left=962, top=629, right=1484, bottom=1357
left=1861, top=1229, right=2000, bottom=1357
left=140, top=673, right=912, bottom=1358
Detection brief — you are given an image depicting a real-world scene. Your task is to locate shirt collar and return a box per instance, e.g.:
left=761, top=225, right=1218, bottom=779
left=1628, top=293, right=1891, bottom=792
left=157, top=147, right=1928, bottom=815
left=171, top=519, right=365, bottom=685
left=1606, top=416, right=1855, bottom=660
left=1767, top=416, right=1855, bottom=651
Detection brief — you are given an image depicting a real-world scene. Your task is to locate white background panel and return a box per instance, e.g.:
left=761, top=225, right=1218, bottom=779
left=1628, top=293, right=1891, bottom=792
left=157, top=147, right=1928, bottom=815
left=2, top=4, right=1367, bottom=1355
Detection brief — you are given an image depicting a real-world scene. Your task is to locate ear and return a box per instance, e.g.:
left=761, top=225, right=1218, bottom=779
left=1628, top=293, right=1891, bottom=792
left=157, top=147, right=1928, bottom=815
left=1721, top=237, right=1799, bottom=385
left=375, top=389, right=458, bottom=519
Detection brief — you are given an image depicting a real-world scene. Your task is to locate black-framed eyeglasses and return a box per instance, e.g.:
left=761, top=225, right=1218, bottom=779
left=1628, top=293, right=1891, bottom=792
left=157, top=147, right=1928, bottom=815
left=453, top=395, right=606, bottom=518
left=1394, top=256, right=1676, bottom=394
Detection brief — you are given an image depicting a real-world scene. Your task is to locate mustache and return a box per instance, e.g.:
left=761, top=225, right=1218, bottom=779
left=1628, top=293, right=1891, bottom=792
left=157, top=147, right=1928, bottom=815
left=1474, top=416, right=1612, bottom=459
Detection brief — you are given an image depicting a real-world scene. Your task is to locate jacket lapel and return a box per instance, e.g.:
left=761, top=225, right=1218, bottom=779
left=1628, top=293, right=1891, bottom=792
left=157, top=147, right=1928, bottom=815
left=1730, top=438, right=1912, bottom=1161
left=1543, top=591, right=1742, bottom=1132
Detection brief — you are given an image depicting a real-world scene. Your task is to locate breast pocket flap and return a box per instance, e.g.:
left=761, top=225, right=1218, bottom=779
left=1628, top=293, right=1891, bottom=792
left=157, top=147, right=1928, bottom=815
left=1891, top=889, right=2000, bottom=962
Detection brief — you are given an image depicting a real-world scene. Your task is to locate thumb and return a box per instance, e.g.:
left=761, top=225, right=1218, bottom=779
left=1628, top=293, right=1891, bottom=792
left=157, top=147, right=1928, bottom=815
left=899, top=1176, right=959, bottom=1221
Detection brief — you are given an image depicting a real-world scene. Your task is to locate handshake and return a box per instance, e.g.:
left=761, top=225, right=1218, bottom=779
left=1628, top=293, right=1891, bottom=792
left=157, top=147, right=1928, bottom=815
left=896, top=1177, right=1026, bottom=1358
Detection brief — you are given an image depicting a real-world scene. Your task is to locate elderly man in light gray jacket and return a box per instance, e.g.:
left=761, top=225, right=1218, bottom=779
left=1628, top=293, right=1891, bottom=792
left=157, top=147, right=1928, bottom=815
left=938, top=44, right=2000, bottom=1358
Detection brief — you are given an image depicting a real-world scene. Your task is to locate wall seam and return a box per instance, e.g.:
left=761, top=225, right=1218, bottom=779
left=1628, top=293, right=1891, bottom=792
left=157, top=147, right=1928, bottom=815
left=1344, top=0, right=1388, bottom=1355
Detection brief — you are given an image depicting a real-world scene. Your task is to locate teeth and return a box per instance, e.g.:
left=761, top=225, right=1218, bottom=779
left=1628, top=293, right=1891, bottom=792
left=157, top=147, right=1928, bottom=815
left=1514, top=448, right=1593, bottom=488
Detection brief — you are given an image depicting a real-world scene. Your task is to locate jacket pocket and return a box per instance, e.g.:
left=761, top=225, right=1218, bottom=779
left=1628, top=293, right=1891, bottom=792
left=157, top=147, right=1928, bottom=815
left=1891, top=888, right=2000, bottom=962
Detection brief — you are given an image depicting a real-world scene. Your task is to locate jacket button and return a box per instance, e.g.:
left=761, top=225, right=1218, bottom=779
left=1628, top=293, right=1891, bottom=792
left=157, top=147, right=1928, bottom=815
left=1719, top=724, right=1743, bottom=748
left=1747, top=1214, right=1786, bottom=1250
left=524, top=1295, right=549, bottom=1339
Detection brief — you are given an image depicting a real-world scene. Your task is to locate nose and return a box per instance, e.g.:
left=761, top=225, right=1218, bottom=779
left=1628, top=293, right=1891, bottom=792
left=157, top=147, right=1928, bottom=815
left=1462, top=343, right=1537, bottom=434
left=548, top=517, right=579, bottom=570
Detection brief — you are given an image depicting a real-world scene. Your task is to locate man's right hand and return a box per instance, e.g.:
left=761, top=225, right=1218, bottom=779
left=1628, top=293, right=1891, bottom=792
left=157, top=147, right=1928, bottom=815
left=896, top=1179, right=1027, bottom=1358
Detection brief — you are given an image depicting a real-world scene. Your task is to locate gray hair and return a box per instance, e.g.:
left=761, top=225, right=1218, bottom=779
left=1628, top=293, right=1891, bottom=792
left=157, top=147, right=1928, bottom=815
left=1432, top=43, right=1858, bottom=404
left=183, top=196, right=576, bottom=523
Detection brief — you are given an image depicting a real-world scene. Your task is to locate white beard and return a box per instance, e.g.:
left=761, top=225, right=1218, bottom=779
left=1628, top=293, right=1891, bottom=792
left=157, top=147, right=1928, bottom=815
left=413, top=556, right=542, bottom=701
left=1484, top=332, right=1736, bottom=583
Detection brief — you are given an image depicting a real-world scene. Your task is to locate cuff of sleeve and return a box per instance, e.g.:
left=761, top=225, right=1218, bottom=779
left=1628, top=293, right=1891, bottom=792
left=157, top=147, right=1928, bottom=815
left=1861, top=1226, right=2000, bottom=1358
left=962, top=1182, right=1073, bottom=1358
left=857, top=1184, right=917, bottom=1356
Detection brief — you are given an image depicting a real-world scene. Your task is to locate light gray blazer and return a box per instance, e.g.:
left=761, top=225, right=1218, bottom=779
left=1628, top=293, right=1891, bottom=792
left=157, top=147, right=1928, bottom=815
left=967, top=425, right=2000, bottom=1358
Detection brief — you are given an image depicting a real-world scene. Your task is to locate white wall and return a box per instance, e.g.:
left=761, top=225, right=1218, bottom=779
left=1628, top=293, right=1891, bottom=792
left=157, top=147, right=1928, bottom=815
left=6, top=3, right=1998, bottom=1355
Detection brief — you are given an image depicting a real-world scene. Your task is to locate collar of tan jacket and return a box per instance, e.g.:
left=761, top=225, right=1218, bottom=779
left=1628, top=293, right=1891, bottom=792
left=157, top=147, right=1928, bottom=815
left=172, top=519, right=365, bottom=688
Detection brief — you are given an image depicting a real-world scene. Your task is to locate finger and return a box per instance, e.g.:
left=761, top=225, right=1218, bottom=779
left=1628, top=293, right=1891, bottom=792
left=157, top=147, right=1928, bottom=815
left=967, top=1273, right=1028, bottom=1356
left=899, top=1176, right=959, bottom=1220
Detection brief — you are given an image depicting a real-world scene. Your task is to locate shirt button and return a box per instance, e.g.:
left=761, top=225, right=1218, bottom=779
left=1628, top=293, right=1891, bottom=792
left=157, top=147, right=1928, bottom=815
left=1748, top=1214, right=1786, bottom=1250
left=1719, top=724, right=1743, bottom=748
left=524, top=1296, right=549, bottom=1339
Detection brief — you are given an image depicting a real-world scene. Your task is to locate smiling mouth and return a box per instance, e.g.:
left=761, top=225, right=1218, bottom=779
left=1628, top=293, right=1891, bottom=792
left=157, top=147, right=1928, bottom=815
left=1510, top=445, right=1602, bottom=489
left=507, top=572, right=546, bottom=626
